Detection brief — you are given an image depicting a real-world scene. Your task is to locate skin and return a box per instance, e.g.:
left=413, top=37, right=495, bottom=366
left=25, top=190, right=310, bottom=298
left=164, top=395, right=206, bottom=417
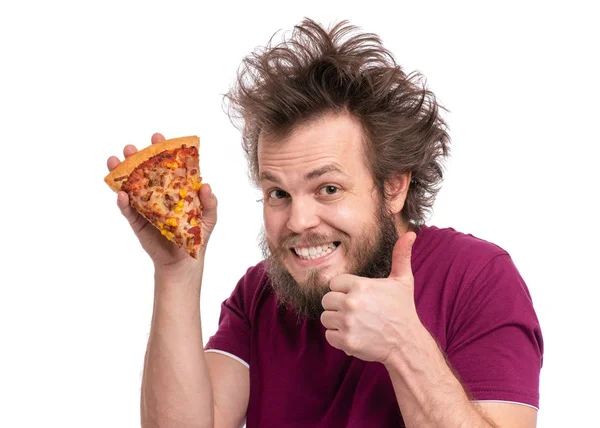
left=258, top=113, right=405, bottom=319
left=108, top=117, right=538, bottom=427
left=259, top=113, right=409, bottom=288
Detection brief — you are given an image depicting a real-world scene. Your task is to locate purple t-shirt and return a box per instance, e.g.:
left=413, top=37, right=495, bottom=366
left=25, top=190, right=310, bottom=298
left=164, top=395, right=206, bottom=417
left=205, top=225, right=544, bottom=427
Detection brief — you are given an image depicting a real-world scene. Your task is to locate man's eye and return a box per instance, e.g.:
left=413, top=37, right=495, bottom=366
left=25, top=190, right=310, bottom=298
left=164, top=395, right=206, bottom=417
left=319, top=185, right=339, bottom=196
left=268, top=189, right=289, bottom=200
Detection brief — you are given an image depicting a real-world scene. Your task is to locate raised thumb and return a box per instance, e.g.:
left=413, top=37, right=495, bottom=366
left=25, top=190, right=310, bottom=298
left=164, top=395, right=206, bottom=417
left=388, top=231, right=416, bottom=280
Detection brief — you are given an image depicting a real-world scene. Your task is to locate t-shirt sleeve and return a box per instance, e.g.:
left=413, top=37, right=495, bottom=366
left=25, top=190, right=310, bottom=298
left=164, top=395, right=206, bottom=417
left=204, top=264, right=265, bottom=366
left=445, top=254, right=544, bottom=409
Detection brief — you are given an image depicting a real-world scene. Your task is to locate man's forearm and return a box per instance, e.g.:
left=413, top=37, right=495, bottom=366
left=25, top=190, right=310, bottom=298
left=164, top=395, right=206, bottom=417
left=384, top=323, right=496, bottom=428
left=141, top=269, right=213, bottom=428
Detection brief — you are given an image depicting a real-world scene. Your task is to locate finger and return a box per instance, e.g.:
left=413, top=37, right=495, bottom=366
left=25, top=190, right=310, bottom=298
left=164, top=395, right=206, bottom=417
left=198, top=183, right=218, bottom=229
left=321, top=291, right=346, bottom=311
left=123, top=144, right=138, bottom=158
left=199, top=183, right=217, bottom=210
left=324, top=329, right=345, bottom=352
left=329, top=273, right=356, bottom=293
left=116, top=191, right=146, bottom=233
left=107, top=156, right=121, bottom=171
left=151, top=133, right=166, bottom=144
left=320, top=310, right=343, bottom=330
left=389, top=231, right=417, bottom=280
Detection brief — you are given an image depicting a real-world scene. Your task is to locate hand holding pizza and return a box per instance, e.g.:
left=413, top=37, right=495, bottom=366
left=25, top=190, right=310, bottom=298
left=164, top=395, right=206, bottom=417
left=106, top=133, right=217, bottom=270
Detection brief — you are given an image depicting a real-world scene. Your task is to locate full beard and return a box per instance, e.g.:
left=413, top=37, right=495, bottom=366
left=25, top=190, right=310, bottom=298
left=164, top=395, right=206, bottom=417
left=259, top=203, right=399, bottom=320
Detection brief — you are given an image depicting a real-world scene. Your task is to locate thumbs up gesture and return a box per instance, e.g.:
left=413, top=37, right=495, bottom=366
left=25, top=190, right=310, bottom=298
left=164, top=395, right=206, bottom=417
left=321, top=231, right=422, bottom=364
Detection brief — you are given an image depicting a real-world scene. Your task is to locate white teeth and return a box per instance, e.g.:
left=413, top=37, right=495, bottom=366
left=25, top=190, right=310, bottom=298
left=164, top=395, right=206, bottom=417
left=294, top=243, right=336, bottom=260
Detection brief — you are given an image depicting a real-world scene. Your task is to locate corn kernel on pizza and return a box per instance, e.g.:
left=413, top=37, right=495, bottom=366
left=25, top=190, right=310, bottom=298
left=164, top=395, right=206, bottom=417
left=104, top=136, right=203, bottom=258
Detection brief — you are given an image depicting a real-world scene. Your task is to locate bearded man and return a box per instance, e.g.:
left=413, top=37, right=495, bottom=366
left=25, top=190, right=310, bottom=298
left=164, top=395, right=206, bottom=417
left=107, top=18, right=543, bottom=428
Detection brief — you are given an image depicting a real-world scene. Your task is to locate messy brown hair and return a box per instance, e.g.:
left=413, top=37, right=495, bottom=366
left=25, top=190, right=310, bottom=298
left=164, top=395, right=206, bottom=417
left=225, top=18, right=450, bottom=225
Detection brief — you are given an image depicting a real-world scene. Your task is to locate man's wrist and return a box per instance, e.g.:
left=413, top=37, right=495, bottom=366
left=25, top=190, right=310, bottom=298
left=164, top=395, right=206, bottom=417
left=382, top=321, right=462, bottom=406
left=382, top=323, right=493, bottom=427
left=154, top=258, right=204, bottom=302
left=383, top=320, right=442, bottom=375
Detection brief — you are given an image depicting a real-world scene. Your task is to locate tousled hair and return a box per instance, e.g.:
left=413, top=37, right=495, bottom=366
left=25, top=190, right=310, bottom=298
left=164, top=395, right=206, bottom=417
left=225, top=18, right=450, bottom=225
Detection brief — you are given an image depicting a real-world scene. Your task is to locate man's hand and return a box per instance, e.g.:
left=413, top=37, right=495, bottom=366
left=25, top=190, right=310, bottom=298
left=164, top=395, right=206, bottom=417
left=106, top=133, right=218, bottom=274
left=321, top=231, right=420, bottom=363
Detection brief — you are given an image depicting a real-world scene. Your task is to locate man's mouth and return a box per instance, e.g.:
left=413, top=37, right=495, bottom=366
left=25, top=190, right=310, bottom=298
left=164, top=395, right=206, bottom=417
left=291, top=242, right=341, bottom=260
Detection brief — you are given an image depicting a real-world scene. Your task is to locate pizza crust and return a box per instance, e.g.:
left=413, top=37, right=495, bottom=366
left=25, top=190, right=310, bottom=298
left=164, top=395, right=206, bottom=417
left=104, top=135, right=200, bottom=192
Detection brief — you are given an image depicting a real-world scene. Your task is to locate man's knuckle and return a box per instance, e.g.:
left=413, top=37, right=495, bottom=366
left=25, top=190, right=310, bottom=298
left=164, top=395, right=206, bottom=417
left=345, top=336, right=357, bottom=352
left=345, top=297, right=357, bottom=312
left=340, top=314, right=351, bottom=329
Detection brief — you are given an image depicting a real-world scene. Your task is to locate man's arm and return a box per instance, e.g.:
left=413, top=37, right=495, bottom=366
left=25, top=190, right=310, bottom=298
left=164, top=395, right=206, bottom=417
left=141, top=268, right=213, bottom=427
left=476, top=402, right=537, bottom=428
left=206, top=352, right=250, bottom=428
left=383, top=324, right=536, bottom=428
left=140, top=267, right=250, bottom=428
left=108, top=134, right=250, bottom=427
left=321, top=232, right=538, bottom=428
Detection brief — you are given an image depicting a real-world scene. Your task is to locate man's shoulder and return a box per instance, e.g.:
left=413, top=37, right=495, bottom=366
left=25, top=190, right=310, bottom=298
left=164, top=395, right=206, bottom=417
left=416, top=224, right=509, bottom=262
left=414, top=226, right=532, bottom=328
left=236, top=260, right=269, bottom=291
left=241, top=260, right=268, bottom=282
left=231, top=260, right=272, bottom=307
left=414, top=224, right=514, bottom=285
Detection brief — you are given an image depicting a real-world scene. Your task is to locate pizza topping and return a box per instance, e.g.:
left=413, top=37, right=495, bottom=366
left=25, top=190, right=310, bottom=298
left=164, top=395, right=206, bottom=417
left=115, top=140, right=203, bottom=258
left=191, top=176, right=203, bottom=190
left=185, top=156, right=196, bottom=170
left=174, top=199, right=185, bottom=214
left=187, top=226, right=201, bottom=243
left=163, top=193, right=176, bottom=210
left=146, top=171, right=161, bottom=187
left=161, top=229, right=175, bottom=240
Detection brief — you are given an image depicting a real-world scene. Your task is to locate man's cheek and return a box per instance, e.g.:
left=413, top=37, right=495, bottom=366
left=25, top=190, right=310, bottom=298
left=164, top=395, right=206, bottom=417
left=264, top=214, right=285, bottom=244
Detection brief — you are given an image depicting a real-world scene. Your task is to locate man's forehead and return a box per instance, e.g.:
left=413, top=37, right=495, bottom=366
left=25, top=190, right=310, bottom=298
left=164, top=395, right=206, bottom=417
left=257, top=113, right=366, bottom=159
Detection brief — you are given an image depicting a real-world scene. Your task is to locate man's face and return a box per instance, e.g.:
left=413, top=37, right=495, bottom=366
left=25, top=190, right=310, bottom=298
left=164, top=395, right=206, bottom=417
left=258, top=112, right=400, bottom=319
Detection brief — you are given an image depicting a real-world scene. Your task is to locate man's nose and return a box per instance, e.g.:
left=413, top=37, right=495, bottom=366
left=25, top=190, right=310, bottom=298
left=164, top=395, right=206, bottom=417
left=286, top=197, right=320, bottom=234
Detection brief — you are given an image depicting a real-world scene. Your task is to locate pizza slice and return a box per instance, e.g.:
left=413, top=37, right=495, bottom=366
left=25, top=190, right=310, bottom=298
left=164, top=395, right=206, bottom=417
left=104, top=136, right=203, bottom=258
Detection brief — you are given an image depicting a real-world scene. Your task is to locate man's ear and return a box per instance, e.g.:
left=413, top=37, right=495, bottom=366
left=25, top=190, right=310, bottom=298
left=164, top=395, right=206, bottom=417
left=384, top=172, right=412, bottom=215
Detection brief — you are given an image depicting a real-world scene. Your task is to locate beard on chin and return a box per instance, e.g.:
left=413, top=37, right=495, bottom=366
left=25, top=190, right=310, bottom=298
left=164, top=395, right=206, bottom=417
left=259, top=203, right=399, bottom=320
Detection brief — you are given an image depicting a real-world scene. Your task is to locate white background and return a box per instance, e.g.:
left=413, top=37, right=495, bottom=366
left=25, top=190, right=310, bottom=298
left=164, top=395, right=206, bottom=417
left=1, top=1, right=598, bottom=426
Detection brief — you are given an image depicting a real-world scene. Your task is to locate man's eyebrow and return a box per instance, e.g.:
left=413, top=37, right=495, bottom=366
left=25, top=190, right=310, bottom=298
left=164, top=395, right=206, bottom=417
left=259, top=171, right=279, bottom=183
left=259, top=165, right=346, bottom=183
left=304, top=165, right=345, bottom=181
